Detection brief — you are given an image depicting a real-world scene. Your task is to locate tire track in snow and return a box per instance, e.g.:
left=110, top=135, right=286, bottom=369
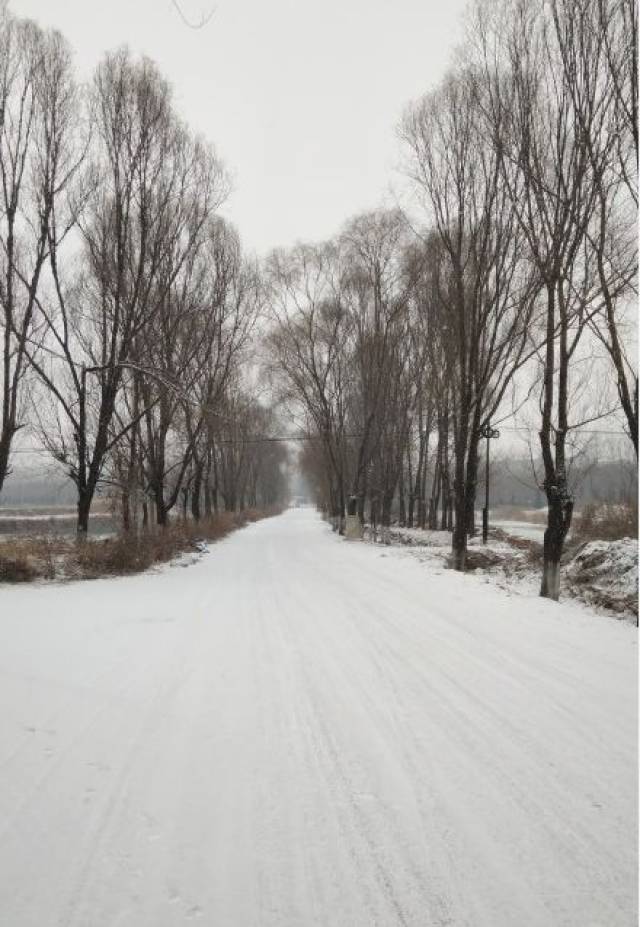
left=0, top=509, right=635, bottom=926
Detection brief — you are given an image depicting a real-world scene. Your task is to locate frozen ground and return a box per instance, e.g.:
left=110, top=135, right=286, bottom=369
left=0, top=508, right=636, bottom=926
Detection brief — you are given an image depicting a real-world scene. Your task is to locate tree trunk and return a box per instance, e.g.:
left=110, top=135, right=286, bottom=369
left=204, top=479, right=212, bottom=518
left=451, top=431, right=468, bottom=570
left=381, top=491, right=393, bottom=527
left=540, top=492, right=573, bottom=600
left=465, top=435, right=480, bottom=537
left=77, top=489, right=92, bottom=538
left=155, top=487, right=168, bottom=527
left=440, top=462, right=450, bottom=531
left=338, top=481, right=346, bottom=535
left=429, top=443, right=441, bottom=530
left=539, top=283, right=574, bottom=600
left=398, top=465, right=406, bottom=527
left=451, top=502, right=467, bottom=570
left=0, top=431, right=14, bottom=497
left=357, top=491, right=366, bottom=525
left=406, top=441, right=414, bottom=528
left=191, top=464, right=203, bottom=521
left=121, top=491, right=131, bottom=533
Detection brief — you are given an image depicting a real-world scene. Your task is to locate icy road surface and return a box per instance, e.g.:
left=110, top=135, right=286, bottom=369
left=0, top=508, right=636, bottom=927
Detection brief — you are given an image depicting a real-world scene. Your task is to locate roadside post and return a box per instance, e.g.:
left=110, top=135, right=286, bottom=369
left=345, top=494, right=363, bottom=540
left=480, top=423, right=500, bottom=544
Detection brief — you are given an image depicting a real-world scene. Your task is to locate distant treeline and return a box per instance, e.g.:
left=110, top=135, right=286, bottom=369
left=490, top=458, right=637, bottom=509
left=3, top=455, right=635, bottom=512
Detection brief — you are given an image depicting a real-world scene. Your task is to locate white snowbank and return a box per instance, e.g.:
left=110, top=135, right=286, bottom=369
left=565, top=538, right=638, bottom=612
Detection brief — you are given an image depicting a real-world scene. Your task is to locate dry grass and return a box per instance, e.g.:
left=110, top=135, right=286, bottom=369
left=0, top=550, right=39, bottom=582
left=0, top=508, right=281, bottom=583
left=571, top=501, right=638, bottom=545
left=0, top=535, right=66, bottom=582
left=490, top=526, right=543, bottom=564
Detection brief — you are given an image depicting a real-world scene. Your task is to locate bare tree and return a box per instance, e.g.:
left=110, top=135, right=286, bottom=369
left=0, top=9, right=79, bottom=494
left=267, top=242, right=351, bottom=529
left=169, top=221, right=260, bottom=524
left=28, top=49, right=227, bottom=534
left=479, top=0, right=611, bottom=598
left=551, top=0, right=638, bottom=455
left=401, top=67, right=540, bottom=570
left=340, top=209, right=413, bottom=526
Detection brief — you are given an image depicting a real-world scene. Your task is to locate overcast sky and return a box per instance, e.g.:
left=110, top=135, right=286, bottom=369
left=9, top=0, right=467, bottom=255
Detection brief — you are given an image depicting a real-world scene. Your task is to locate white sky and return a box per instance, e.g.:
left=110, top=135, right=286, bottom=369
left=9, top=0, right=468, bottom=256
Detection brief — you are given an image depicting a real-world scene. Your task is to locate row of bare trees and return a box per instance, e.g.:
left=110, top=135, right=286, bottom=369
left=267, top=211, right=417, bottom=536
left=0, top=5, right=288, bottom=534
left=268, top=0, right=637, bottom=600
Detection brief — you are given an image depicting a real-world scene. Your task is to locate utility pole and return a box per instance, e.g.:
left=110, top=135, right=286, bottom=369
left=480, top=423, right=500, bottom=544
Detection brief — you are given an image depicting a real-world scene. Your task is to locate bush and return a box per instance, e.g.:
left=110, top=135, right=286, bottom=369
left=0, top=552, right=39, bottom=582
left=0, top=536, right=66, bottom=582
left=73, top=534, right=155, bottom=577
left=572, top=501, right=638, bottom=545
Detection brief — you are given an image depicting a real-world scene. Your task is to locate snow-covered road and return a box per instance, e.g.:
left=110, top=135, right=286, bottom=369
left=0, top=508, right=636, bottom=926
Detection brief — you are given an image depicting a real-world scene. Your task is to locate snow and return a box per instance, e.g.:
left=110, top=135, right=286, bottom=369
left=567, top=537, right=638, bottom=593
left=0, top=508, right=637, bottom=926
left=0, top=511, right=78, bottom=521
left=387, top=521, right=542, bottom=549
left=384, top=525, right=453, bottom=549
left=383, top=523, right=638, bottom=619
left=565, top=538, right=639, bottom=612
left=493, top=519, right=547, bottom=543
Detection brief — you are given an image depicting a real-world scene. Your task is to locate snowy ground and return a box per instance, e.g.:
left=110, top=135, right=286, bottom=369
left=393, top=517, right=547, bottom=545
left=384, top=522, right=637, bottom=619
left=492, top=519, right=547, bottom=543
left=0, top=508, right=637, bottom=926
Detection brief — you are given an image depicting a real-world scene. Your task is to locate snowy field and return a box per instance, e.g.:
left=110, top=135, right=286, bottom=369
left=0, top=506, right=114, bottom=539
left=0, top=508, right=636, bottom=926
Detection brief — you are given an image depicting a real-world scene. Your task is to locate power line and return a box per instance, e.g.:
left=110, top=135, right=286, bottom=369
left=498, top=425, right=629, bottom=437
left=8, top=422, right=631, bottom=455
